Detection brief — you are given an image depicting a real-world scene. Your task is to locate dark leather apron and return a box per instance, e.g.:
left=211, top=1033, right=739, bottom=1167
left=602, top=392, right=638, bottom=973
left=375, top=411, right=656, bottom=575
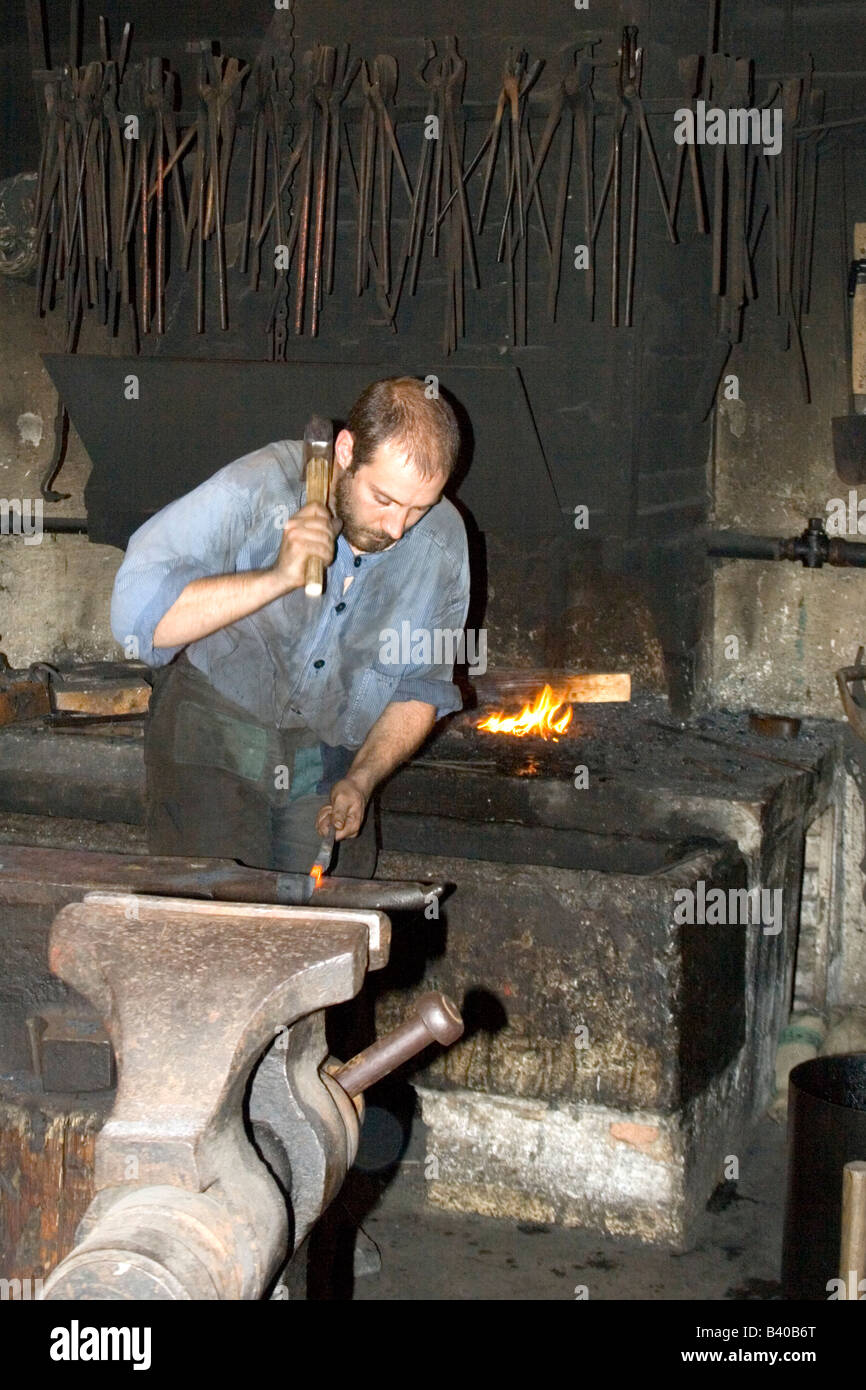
left=143, top=652, right=377, bottom=876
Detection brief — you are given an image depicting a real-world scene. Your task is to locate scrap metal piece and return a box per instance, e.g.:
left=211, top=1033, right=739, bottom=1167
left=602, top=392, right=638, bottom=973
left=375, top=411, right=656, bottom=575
left=27, top=1002, right=115, bottom=1092
left=0, top=678, right=50, bottom=725
left=50, top=672, right=151, bottom=716
left=748, top=712, right=802, bottom=740
left=0, top=659, right=152, bottom=724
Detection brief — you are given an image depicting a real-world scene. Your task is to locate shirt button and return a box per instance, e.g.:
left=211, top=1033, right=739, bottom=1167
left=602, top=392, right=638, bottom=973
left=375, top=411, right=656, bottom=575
left=335, top=601, right=346, bottom=613
left=313, top=659, right=325, bottom=669
left=353, top=556, right=362, bottom=568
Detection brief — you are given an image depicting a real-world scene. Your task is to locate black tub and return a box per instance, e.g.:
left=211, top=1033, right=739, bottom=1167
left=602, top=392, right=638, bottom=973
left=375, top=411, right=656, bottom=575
left=782, top=1053, right=866, bottom=1299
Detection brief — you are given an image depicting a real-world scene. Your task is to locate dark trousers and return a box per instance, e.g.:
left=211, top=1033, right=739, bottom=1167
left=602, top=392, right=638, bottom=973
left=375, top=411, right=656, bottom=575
left=143, top=654, right=377, bottom=877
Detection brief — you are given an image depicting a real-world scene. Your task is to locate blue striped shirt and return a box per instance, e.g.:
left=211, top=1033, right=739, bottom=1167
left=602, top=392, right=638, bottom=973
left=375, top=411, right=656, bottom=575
left=110, top=440, right=469, bottom=748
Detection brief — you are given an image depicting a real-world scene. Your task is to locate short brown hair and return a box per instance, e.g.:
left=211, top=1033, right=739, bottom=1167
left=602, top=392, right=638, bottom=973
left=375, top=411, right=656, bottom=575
left=346, top=377, right=459, bottom=480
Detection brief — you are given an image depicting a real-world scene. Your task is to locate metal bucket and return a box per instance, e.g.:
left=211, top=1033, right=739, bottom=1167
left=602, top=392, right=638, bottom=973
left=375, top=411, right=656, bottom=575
left=782, top=1053, right=866, bottom=1299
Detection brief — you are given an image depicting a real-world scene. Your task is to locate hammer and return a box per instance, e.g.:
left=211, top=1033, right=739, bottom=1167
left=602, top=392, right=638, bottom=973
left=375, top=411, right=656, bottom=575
left=302, top=414, right=334, bottom=596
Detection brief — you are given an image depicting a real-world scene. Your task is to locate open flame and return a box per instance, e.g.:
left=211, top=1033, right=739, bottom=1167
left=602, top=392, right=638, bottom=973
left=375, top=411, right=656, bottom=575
left=476, top=684, right=573, bottom=739
left=309, top=864, right=325, bottom=890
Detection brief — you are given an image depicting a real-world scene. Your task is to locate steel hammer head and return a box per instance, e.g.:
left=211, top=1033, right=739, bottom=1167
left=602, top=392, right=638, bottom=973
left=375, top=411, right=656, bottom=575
left=302, top=414, right=334, bottom=465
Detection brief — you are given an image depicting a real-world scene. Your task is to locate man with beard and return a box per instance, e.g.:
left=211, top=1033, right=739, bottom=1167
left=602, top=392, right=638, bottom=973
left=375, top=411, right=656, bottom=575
left=110, top=377, right=469, bottom=876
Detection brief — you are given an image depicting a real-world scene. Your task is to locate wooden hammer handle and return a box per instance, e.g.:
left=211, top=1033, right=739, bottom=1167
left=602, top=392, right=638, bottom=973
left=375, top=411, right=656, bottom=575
left=840, top=1160, right=866, bottom=1291
left=304, top=454, right=331, bottom=597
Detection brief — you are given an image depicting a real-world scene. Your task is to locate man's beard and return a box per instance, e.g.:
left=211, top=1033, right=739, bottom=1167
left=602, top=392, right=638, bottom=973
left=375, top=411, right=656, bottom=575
left=332, top=469, right=393, bottom=553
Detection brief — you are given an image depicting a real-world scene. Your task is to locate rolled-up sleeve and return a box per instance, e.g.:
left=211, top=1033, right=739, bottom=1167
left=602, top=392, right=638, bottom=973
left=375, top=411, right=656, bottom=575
left=110, top=476, right=251, bottom=666
left=390, top=673, right=463, bottom=718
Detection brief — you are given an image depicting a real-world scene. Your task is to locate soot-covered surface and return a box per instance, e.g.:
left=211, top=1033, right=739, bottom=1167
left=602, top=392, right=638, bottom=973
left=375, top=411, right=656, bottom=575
left=421, top=693, right=834, bottom=786
left=378, top=694, right=839, bottom=869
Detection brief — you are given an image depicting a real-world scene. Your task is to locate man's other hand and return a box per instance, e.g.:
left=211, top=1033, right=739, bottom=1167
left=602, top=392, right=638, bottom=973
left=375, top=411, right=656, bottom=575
left=315, top=776, right=367, bottom=841
left=271, top=502, right=340, bottom=594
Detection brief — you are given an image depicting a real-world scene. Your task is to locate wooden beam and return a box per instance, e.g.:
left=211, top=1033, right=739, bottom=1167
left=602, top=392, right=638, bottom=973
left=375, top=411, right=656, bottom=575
left=558, top=673, right=632, bottom=704
left=478, top=673, right=632, bottom=706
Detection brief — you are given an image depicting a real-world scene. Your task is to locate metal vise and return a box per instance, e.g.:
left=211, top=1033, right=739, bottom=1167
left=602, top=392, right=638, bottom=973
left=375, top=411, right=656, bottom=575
left=40, top=890, right=462, bottom=1300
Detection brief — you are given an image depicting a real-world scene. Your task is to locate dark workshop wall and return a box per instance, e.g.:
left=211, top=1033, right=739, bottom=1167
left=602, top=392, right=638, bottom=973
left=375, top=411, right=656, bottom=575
left=707, top=1, right=866, bottom=717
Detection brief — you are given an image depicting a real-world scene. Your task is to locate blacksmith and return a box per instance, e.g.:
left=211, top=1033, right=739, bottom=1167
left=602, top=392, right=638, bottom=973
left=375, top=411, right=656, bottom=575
left=111, top=376, right=469, bottom=875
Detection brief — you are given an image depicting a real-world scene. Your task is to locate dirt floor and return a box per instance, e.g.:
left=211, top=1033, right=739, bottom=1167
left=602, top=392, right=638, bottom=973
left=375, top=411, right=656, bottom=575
left=307, top=1103, right=787, bottom=1301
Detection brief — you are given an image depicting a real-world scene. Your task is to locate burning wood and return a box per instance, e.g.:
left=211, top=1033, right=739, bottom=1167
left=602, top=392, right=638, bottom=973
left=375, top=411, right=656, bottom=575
left=475, top=674, right=631, bottom=739
left=478, top=685, right=572, bottom=738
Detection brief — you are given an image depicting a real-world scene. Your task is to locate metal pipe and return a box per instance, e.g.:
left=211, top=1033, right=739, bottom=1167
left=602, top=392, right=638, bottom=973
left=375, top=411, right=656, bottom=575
left=708, top=518, right=866, bottom=568
left=40, top=516, right=88, bottom=533
left=707, top=531, right=783, bottom=561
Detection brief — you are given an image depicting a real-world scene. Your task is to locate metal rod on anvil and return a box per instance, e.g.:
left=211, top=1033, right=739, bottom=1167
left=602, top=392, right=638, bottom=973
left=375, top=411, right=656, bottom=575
left=0, top=845, right=446, bottom=913
left=302, top=414, right=334, bottom=596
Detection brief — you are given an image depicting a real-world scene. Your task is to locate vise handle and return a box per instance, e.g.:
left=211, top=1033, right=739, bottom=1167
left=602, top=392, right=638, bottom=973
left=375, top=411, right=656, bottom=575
left=331, top=991, right=463, bottom=1098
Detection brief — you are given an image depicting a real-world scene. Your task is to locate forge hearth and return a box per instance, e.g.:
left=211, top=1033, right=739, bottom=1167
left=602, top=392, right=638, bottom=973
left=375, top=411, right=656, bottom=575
left=369, top=698, right=841, bottom=1244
